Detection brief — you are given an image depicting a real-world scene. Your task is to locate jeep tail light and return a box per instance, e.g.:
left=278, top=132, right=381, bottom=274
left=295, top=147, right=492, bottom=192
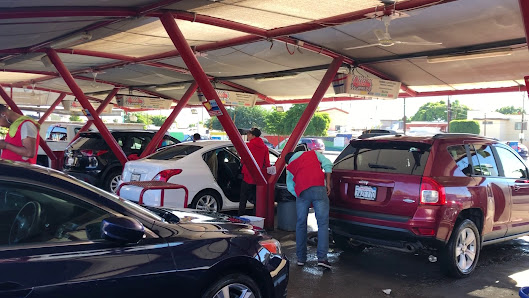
left=81, top=149, right=108, bottom=157
left=420, top=177, right=446, bottom=205
left=153, top=169, right=182, bottom=182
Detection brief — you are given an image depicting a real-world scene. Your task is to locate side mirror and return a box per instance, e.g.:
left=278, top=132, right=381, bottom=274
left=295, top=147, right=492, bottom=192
left=101, top=216, right=145, bottom=244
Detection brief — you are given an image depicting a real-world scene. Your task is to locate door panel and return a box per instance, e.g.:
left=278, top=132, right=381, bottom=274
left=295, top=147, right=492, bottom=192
left=495, top=146, right=529, bottom=236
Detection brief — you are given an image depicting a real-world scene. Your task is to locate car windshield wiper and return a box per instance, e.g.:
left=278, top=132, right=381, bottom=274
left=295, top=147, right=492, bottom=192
left=143, top=206, right=180, bottom=223
left=368, top=163, right=396, bottom=170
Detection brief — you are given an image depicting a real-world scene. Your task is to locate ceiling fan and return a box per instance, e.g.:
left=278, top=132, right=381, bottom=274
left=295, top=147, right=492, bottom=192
left=344, top=15, right=442, bottom=50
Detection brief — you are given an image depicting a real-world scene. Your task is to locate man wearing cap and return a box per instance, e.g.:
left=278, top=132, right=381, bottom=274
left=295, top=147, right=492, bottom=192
left=238, top=127, right=270, bottom=216
left=0, top=104, right=40, bottom=164
left=285, top=149, right=333, bottom=269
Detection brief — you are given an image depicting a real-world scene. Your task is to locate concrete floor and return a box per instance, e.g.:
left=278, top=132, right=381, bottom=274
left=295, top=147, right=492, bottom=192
left=269, top=213, right=529, bottom=298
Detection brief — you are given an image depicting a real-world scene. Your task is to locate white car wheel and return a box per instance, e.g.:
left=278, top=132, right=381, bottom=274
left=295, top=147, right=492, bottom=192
left=192, top=190, right=221, bottom=212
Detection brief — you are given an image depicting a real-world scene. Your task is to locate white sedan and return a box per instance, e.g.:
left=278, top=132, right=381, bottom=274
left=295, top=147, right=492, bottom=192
left=119, top=140, right=298, bottom=212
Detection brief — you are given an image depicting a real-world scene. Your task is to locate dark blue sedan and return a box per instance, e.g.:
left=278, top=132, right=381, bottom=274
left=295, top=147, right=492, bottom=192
left=0, top=161, right=288, bottom=298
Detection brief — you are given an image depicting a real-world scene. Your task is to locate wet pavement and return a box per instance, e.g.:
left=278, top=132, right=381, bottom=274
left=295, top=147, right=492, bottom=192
left=269, top=214, right=529, bottom=298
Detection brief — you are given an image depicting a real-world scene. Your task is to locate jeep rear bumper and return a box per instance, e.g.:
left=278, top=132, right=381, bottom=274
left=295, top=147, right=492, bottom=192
left=330, top=217, right=445, bottom=252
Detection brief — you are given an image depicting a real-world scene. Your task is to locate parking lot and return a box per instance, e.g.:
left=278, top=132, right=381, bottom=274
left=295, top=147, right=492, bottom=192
left=270, top=217, right=529, bottom=298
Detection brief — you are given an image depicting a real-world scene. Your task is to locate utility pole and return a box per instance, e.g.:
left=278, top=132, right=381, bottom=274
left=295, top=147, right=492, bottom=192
left=521, top=93, right=525, bottom=144
left=447, top=96, right=451, bottom=132
left=403, top=98, right=406, bottom=134
left=484, top=112, right=487, bottom=136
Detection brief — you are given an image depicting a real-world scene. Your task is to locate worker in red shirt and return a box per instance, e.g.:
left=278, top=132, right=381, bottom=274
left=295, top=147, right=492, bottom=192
left=286, top=149, right=333, bottom=269
left=238, top=127, right=270, bottom=216
left=0, top=104, right=40, bottom=164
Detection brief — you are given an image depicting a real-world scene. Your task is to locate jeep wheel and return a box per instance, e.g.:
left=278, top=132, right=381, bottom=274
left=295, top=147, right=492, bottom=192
left=104, top=170, right=122, bottom=194
left=441, top=219, right=481, bottom=278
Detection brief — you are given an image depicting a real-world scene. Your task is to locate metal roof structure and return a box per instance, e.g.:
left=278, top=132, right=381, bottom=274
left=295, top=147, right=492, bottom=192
left=0, top=0, right=527, bottom=108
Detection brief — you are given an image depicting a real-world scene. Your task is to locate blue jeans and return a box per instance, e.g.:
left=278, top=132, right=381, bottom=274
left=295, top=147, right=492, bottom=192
left=296, top=186, right=329, bottom=262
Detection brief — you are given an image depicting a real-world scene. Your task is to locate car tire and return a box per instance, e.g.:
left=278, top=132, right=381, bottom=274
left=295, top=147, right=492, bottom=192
left=332, top=234, right=367, bottom=253
left=104, top=169, right=122, bottom=194
left=440, top=219, right=481, bottom=278
left=202, top=273, right=262, bottom=298
left=191, top=190, right=222, bottom=212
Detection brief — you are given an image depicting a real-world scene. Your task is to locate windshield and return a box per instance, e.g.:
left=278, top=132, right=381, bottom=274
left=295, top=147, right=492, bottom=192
left=334, top=140, right=431, bottom=175
left=147, top=144, right=202, bottom=160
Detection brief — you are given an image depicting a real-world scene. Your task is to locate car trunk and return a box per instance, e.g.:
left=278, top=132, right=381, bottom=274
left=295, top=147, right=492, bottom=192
left=331, top=140, right=432, bottom=218
left=63, top=133, right=110, bottom=171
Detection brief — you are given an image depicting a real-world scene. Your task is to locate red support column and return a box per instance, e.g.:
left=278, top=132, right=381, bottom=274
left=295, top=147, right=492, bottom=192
left=266, top=57, right=344, bottom=228
left=71, top=87, right=120, bottom=143
left=0, top=86, right=58, bottom=167
left=140, top=82, right=198, bottom=158
left=45, top=49, right=128, bottom=166
left=38, top=93, right=66, bottom=124
left=159, top=13, right=266, bottom=182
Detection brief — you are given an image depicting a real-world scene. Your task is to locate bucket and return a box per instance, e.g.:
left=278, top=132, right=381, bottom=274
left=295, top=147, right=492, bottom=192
left=520, top=287, right=529, bottom=298
left=277, top=201, right=297, bottom=231
left=240, top=216, right=264, bottom=229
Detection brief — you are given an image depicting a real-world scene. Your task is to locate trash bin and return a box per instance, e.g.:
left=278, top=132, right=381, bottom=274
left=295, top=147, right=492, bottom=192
left=277, top=200, right=297, bottom=231
left=520, top=287, right=529, bottom=298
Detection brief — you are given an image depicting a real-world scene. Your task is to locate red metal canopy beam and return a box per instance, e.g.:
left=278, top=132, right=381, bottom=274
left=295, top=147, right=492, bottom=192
left=45, top=49, right=128, bottom=166
left=71, top=87, right=120, bottom=143
left=140, top=82, right=198, bottom=158
left=38, top=93, right=66, bottom=124
left=160, top=12, right=268, bottom=223
left=519, top=0, right=529, bottom=47
left=265, top=57, right=344, bottom=228
left=0, top=86, right=58, bottom=167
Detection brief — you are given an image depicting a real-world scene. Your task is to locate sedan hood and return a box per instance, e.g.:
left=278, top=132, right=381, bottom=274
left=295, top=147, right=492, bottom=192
left=144, top=206, right=261, bottom=234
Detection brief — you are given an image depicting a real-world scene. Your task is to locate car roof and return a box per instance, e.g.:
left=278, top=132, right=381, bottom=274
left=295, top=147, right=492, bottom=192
left=352, top=133, right=498, bottom=144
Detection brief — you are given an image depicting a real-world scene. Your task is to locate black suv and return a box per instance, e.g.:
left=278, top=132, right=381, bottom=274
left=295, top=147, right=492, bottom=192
left=63, top=130, right=179, bottom=193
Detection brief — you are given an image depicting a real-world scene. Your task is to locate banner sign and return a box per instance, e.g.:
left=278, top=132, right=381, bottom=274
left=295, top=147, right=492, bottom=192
left=204, top=100, right=223, bottom=116
left=116, top=95, right=172, bottom=109
left=69, top=100, right=113, bottom=113
left=333, top=74, right=401, bottom=100
left=215, top=90, right=257, bottom=107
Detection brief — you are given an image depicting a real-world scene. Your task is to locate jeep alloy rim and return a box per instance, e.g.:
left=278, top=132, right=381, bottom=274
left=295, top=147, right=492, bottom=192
left=455, top=227, right=477, bottom=272
left=197, top=194, right=218, bottom=211
left=110, top=174, right=121, bottom=194
left=212, top=283, right=254, bottom=298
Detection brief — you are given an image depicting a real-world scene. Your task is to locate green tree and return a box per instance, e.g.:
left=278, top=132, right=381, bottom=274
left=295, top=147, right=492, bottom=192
left=264, top=110, right=286, bottom=144
left=281, top=104, right=330, bottom=136
left=69, top=115, right=81, bottom=121
left=205, top=106, right=269, bottom=131
left=411, top=100, right=469, bottom=121
left=151, top=115, right=167, bottom=127
left=496, top=106, right=524, bottom=115
left=124, top=113, right=152, bottom=125
left=449, top=120, right=480, bottom=134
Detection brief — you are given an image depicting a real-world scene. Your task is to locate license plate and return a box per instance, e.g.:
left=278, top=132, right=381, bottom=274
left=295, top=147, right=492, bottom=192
left=67, top=157, right=75, bottom=166
left=131, top=173, right=141, bottom=181
left=354, top=185, right=377, bottom=201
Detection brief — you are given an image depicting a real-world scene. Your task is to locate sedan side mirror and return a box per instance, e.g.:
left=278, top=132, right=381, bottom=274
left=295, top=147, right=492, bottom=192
left=101, top=216, right=145, bottom=244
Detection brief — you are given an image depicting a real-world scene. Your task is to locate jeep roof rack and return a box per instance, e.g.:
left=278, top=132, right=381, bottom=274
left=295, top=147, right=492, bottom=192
left=432, top=133, right=498, bottom=141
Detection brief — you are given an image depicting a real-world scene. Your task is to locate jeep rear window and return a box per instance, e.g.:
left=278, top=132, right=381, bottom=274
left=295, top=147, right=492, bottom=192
left=147, top=145, right=201, bottom=160
left=334, top=141, right=431, bottom=175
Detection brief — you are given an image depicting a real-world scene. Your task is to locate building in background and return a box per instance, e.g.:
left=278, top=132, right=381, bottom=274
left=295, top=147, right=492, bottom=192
left=319, top=108, right=349, bottom=132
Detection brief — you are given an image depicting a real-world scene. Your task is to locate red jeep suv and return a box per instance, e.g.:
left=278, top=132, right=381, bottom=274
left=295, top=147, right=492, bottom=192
left=330, top=134, right=529, bottom=277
